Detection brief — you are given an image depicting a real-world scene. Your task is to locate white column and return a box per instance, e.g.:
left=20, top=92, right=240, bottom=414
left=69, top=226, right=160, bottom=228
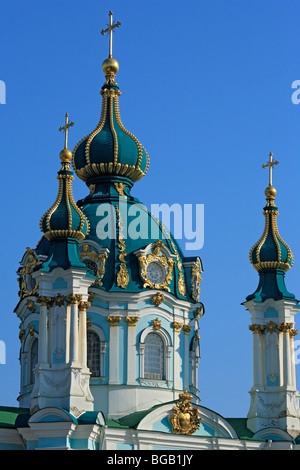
left=282, top=328, right=292, bottom=386
left=183, top=325, right=192, bottom=389
left=172, top=322, right=183, bottom=390
left=78, top=301, right=90, bottom=369
left=253, top=329, right=263, bottom=387
left=126, top=316, right=138, bottom=385
left=108, top=316, right=120, bottom=384
left=37, top=297, right=49, bottom=365
left=68, top=295, right=81, bottom=365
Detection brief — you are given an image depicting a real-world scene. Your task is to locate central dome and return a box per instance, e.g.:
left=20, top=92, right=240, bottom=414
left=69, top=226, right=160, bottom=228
left=72, top=58, right=149, bottom=184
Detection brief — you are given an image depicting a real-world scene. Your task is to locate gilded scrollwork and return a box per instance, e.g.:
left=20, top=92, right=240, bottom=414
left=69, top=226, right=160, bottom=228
left=17, top=247, right=39, bottom=300
left=138, top=241, right=175, bottom=292
left=191, top=258, right=202, bottom=302
left=79, top=244, right=108, bottom=287
left=116, top=206, right=129, bottom=289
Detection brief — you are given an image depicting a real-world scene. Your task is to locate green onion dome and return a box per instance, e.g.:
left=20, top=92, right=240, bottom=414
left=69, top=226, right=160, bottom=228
left=72, top=58, right=150, bottom=185
left=40, top=148, right=90, bottom=242
left=249, top=185, right=293, bottom=273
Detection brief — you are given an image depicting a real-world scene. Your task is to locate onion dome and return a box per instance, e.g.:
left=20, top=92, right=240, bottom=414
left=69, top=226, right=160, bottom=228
left=249, top=185, right=293, bottom=273
left=246, top=153, right=295, bottom=302
left=40, top=114, right=90, bottom=242
left=72, top=57, right=149, bottom=185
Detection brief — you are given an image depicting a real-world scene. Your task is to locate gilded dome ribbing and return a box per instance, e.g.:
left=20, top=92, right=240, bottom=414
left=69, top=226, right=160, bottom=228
left=72, top=59, right=149, bottom=184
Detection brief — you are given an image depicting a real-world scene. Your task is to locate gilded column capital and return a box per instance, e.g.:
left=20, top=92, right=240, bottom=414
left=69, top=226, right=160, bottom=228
left=277, top=322, right=293, bottom=333
left=249, top=324, right=266, bottom=334
left=79, top=301, right=91, bottom=312
left=125, top=315, right=139, bottom=326
left=107, top=315, right=121, bottom=326
left=54, top=293, right=65, bottom=306
left=37, top=296, right=52, bottom=307
left=66, top=294, right=82, bottom=305
left=172, top=321, right=183, bottom=333
left=183, top=325, right=192, bottom=335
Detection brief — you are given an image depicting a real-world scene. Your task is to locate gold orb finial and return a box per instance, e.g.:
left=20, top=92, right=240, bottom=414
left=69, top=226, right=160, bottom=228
left=265, top=185, right=277, bottom=199
left=59, top=148, right=72, bottom=163
left=102, top=57, right=119, bottom=75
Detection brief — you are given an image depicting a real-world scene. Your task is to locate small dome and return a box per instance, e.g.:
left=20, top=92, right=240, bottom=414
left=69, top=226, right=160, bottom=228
left=72, top=61, right=149, bottom=184
left=249, top=186, right=293, bottom=273
left=40, top=158, right=90, bottom=242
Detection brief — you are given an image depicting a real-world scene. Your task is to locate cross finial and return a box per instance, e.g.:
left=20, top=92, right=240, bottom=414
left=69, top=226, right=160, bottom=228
left=262, top=152, right=279, bottom=187
left=101, top=10, right=121, bottom=58
left=59, top=113, right=74, bottom=150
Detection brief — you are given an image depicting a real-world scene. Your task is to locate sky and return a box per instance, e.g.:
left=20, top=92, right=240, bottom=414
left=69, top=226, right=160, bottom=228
left=0, top=0, right=299, bottom=419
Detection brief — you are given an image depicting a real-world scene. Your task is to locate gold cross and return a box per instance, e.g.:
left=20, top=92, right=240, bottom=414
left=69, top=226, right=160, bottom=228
left=101, top=10, right=121, bottom=58
left=59, top=113, right=74, bottom=149
left=262, top=152, right=279, bottom=187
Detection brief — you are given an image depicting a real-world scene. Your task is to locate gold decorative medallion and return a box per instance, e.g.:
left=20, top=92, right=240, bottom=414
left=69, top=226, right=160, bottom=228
left=169, top=389, right=201, bottom=435
left=138, top=241, right=175, bottom=292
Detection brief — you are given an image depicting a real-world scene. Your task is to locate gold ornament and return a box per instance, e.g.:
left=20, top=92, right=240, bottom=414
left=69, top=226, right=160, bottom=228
left=152, top=292, right=164, bottom=307
left=107, top=315, right=121, bottom=326
left=169, top=389, right=201, bottom=435
left=138, top=241, right=175, bottom=292
left=153, top=318, right=162, bottom=330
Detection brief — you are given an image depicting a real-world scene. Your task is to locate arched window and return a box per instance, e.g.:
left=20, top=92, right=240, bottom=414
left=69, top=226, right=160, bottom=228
left=87, top=331, right=101, bottom=377
left=30, top=338, right=38, bottom=384
left=144, top=333, right=164, bottom=380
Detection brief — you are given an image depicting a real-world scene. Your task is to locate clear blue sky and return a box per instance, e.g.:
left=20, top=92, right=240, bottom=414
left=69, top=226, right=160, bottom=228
left=0, top=0, right=299, bottom=418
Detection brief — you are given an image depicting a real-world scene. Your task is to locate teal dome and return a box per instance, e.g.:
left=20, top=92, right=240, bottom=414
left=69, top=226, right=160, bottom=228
left=40, top=158, right=90, bottom=242
left=249, top=187, right=293, bottom=273
left=72, top=65, right=149, bottom=184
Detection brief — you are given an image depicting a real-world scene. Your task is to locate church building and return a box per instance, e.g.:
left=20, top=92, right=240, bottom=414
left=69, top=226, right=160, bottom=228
left=0, top=12, right=299, bottom=450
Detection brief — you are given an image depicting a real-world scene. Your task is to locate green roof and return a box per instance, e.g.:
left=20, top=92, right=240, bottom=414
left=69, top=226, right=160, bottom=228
left=0, top=406, right=30, bottom=429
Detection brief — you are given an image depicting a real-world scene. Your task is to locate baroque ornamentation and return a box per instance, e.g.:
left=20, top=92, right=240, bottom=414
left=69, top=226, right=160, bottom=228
left=169, top=389, right=201, bottom=435
left=153, top=317, right=161, bottom=330
left=183, top=325, right=192, bottom=335
left=114, top=182, right=127, bottom=197
left=17, top=247, right=39, bottom=299
left=79, top=244, right=108, bottom=287
left=138, top=241, right=175, bottom=292
left=125, top=315, right=139, bottom=326
left=116, top=206, right=129, bottom=289
left=107, top=315, right=121, bottom=326
left=191, top=258, right=202, bottom=302
left=172, top=321, right=183, bottom=333
left=66, top=294, right=82, bottom=305
left=152, top=292, right=164, bottom=307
